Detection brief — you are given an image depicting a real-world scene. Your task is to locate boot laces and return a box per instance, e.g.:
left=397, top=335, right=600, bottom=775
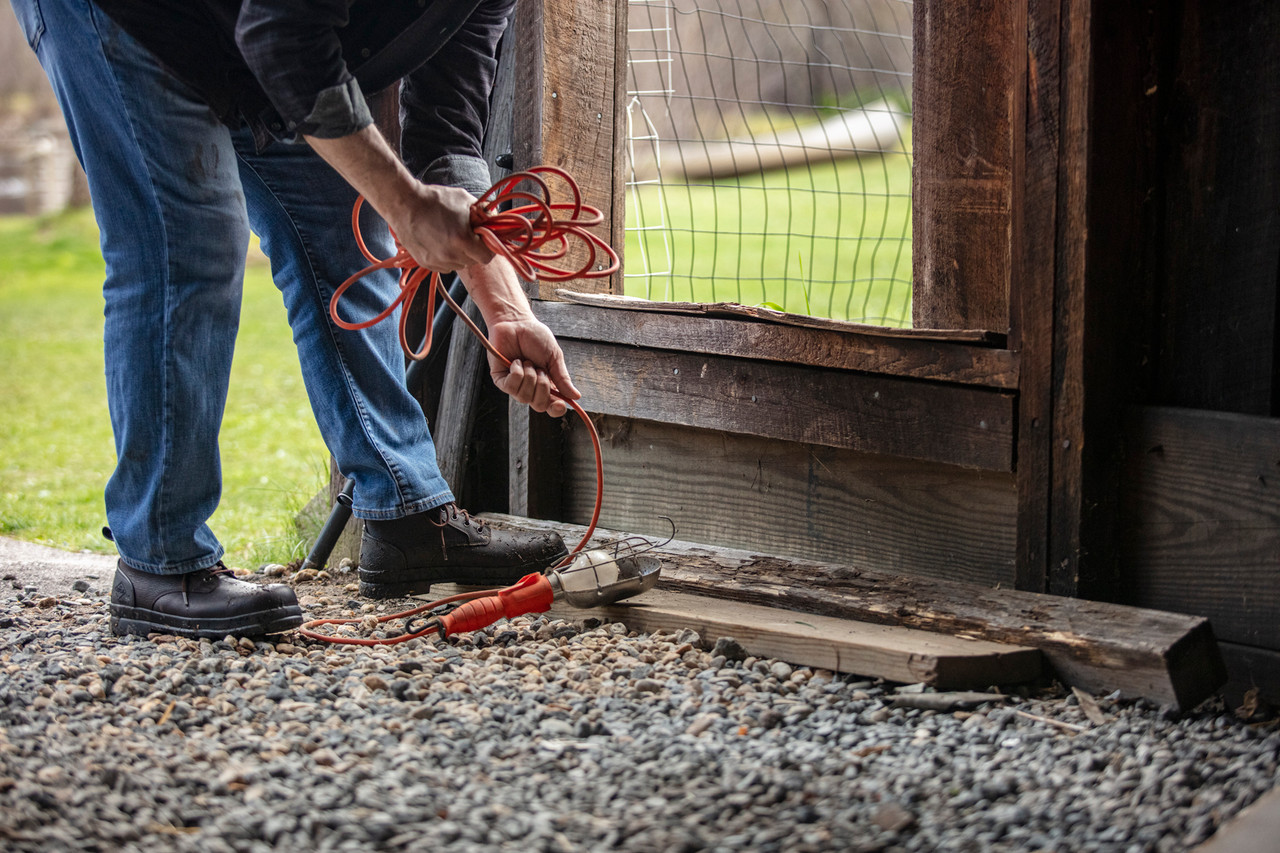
left=182, top=563, right=233, bottom=606
left=430, top=503, right=484, bottom=531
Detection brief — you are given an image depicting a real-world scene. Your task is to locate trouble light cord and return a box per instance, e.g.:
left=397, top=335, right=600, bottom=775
left=300, top=167, right=615, bottom=646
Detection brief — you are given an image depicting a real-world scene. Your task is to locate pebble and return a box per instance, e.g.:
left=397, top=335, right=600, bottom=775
left=0, top=584, right=1276, bottom=853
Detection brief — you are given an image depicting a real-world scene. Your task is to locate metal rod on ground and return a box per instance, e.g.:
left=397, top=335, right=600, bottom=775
left=300, top=478, right=355, bottom=571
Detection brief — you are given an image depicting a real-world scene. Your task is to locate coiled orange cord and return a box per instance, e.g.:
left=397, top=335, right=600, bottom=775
left=299, top=167, right=616, bottom=646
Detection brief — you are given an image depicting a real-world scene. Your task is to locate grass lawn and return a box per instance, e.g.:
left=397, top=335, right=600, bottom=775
left=624, top=152, right=913, bottom=326
left=0, top=208, right=328, bottom=569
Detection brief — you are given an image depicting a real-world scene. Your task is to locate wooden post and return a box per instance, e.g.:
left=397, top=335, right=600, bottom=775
left=432, top=18, right=518, bottom=503
left=911, top=0, right=1017, bottom=332
left=1013, top=0, right=1165, bottom=599
left=512, top=0, right=627, bottom=300
left=508, top=0, right=627, bottom=516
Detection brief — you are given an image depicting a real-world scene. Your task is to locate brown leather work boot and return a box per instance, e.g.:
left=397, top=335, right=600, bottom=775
left=109, top=560, right=303, bottom=639
left=357, top=503, right=567, bottom=598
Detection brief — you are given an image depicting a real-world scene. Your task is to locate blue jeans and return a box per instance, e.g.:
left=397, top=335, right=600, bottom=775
left=12, top=0, right=455, bottom=573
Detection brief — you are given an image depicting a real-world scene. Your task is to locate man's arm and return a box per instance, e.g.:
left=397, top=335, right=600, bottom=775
left=304, top=127, right=490, bottom=273
left=305, top=128, right=580, bottom=417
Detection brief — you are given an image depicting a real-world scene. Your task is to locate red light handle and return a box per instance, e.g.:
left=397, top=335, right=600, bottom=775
left=438, top=572, right=555, bottom=636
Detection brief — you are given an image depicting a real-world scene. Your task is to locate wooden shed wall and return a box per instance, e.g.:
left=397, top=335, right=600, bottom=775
left=491, top=0, right=1280, bottom=704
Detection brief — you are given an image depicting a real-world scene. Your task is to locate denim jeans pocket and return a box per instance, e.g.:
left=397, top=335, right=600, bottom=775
left=9, top=0, right=45, bottom=51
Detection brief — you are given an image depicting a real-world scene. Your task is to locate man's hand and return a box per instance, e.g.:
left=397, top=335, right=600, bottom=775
left=461, top=257, right=581, bottom=418
left=485, top=317, right=580, bottom=418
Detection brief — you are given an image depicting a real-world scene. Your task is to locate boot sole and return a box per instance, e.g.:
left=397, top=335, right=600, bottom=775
left=358, top=560, right=563, bottom=600
left=109, top=603, right=303, bottom=639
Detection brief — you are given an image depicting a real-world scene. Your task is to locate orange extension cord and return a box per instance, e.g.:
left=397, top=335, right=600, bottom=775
left=299, top=167, right=617, bottom=646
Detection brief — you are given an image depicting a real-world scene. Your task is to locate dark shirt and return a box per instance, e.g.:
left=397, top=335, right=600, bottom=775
left=90, top=0, right=515, bottom=194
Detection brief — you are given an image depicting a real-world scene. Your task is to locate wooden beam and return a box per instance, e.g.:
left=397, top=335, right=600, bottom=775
left=434, top=297, right=488, bottom=492
left=513, top=0, right=625, bottom=300
left=555, top=291, right=1007, bottom=345
left=1192, top=785, right=1280, bottom=853
left=560, top=416, right=1017, bottom=587
left=544, top=589, right=1041, bottom=690
left=560, top=339, right=1015, bottom=471
left=434, top=18, right=517, bottom=500
left=1011, top=0, right=1060, bottom=593
left=1119, top=407, right=1280, bottom=649
left=534, top=300, right=1019, bottom=390
left=507, top=402, right=565, bottom=520
left=483, top=514, right=1227, bottom=711
left=912, top=0, right=1016, bottom=331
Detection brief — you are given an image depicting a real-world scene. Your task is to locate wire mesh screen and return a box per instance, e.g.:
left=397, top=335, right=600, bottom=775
left=625, top=0, right=913, bottom=327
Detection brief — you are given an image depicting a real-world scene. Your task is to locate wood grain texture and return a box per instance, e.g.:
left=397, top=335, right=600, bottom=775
left=912, top=0, right=1016, bottom=331
left=1119, top=407, right=1280, bottom=649
left=507, top=402, right=566, bottom=520
left=535, top=301, right=1018, bottom=389
left=1044, top=0, right=1092, bottom=599
left=548, top=589, right=1041, bottom=690
left=555, top=291, right=1006, bottom=345
left=559, top=340, right=1015, bottom=471
left=1156, top=1, right=1280, bottom=415
left=513, top=0, right=624, bottom=299
left=484, top=514, right=1226, bottom=711
left=560, top=416, right=1017, bottom=586
left=1012, top=0, right=1060, bottom=593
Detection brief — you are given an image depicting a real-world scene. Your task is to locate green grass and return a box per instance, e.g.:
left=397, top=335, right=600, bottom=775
left=0, top=208, right=328, bottom=568
left=625, top=152, right=913, bottom=326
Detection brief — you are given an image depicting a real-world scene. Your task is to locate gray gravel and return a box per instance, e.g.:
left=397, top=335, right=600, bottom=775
left=1, top=572, right=1277, bottom=852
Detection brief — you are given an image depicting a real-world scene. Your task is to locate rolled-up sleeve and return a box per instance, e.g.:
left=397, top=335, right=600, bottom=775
left=400, top=0, right=516, bottom=194
left=234, top=0, right=373, bottom=139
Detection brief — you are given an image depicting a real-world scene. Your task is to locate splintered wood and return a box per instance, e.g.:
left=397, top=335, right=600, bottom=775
left=484, top=515, right=1226, bottom=710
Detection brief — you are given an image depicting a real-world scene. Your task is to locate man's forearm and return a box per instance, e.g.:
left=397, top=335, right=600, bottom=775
left=304, top=127, right=492, bottom=274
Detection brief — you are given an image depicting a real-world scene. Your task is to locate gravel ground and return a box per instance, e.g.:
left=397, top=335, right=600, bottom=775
left=1, top=566, right=1277, bottom=853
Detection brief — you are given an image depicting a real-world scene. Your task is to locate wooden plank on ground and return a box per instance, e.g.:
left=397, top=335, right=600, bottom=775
left=426, top=583, right=1039, bottom=689
left=560, top=340, right=1015, bottom=471
left=483, top=514, right=1227, bottom=711
left=1193, top=785, right=1280, bottom=853
left=535, top=300, right=1019, bottom=389
left=1119, top=407, right=1280, bottom=649
left=549, top=589, right=1041, bottom=690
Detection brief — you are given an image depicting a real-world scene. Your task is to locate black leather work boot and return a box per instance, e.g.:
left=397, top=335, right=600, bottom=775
left=358, top=503, right=568, bottom=598
left=109, top=560, right=303, bottom=639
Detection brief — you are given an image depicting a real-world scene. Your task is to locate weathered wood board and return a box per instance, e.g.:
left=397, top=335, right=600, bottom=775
left=553, top=291, right=1006, bottom=345
left=1192, top=784, right=1280, bottom=853
left=560, top=415, right=1018, bottom=587
left=1119, top=407, right=1280, bottom=650
left=545, top=589, right=1041, bottom=690
left=483, top=514, right=1226, bottom=711
left=912, top=0, right=1016, bottom=332
left=557, top=339, right=1015, bottom=471
left=538, top=298, right=1019, bottom=389
left=514, top=0, right=625, bottom=298
left=1156, top=1, right=1280, bottom=415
